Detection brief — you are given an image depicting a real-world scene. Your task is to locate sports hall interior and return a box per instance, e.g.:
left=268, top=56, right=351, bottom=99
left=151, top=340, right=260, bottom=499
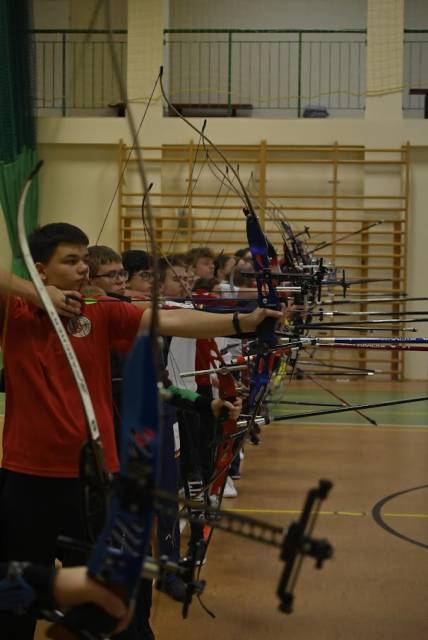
left=0, top=1, right=427, bottom=639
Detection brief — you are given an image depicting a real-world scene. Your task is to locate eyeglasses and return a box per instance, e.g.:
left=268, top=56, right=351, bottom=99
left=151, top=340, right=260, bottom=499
left=93, top=269, right=129, bottom=280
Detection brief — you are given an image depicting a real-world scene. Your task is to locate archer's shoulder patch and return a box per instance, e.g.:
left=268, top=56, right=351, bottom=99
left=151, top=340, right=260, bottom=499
left=66, top=315, right=92, bottom=338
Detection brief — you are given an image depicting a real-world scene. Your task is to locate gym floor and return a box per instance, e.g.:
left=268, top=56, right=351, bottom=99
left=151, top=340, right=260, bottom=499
left=2, top=380, right=424, bottom=639
left=151, top=381, right=428, bottom=640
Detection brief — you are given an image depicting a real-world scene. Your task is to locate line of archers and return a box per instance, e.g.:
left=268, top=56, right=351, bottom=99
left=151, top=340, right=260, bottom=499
left=9, top=15, right=422, bottom=636
left=21, top=7, right=336, bottom=638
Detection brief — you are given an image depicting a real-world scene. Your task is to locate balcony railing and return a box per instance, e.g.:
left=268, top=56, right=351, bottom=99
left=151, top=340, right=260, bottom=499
left=163, top=29, right=367, bottom=118
left=31, top=29, right=127, bottom=116
left=30, top=28, right=428, bottom=118
left=403, top=30, right=428, bottom=116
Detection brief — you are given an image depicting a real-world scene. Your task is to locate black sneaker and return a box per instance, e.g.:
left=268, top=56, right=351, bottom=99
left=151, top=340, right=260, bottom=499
left=156, top=575, right=187, bottom=602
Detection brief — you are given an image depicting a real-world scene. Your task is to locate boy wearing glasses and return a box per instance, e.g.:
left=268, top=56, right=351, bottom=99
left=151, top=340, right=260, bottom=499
left=122, top=249, right=153, bottom=299
left=87, top=245, right=130, bottom=297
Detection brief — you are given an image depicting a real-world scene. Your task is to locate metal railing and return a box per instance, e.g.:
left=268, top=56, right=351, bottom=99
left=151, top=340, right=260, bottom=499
left=403, top=30, right=428, bottom=114
left=164, top=28, right=428, bottom=118
left=163, top=29, right=367, bottom=117
left=31, top=29, right=127, bottom=115
left=30, top=28, right=428, bottom=117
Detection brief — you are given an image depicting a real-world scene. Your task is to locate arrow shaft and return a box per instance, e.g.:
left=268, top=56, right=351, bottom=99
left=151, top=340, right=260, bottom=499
left=310, top=221, right=383, bottom=252
left=318, top=343, right=428, bottom=351
left=272, top=394, right=428, bottom=421
left=318, top=310, right=428, bottom=318
left=298, top=317, right=428, bottom=327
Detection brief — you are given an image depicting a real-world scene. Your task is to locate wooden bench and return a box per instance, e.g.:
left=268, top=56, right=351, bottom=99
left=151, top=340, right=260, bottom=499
left=409, top=89, right=428, bottom=118
left=108, top=102, right=126, bottom=117
left=169, top=103, right=253, bottom=117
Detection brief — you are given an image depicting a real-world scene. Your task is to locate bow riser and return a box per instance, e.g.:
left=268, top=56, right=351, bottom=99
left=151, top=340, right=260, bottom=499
left=203, top=340, right=241, bottom=499
left=242, top=208, right=285, bottom=439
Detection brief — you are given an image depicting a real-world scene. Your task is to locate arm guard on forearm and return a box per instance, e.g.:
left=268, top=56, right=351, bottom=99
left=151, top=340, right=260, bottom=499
left=165, top=384, right=212, bottom=415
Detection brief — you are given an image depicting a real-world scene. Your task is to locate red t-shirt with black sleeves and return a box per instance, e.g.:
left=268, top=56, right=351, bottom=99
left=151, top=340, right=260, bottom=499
left=0, top=296, right=143, bottom=478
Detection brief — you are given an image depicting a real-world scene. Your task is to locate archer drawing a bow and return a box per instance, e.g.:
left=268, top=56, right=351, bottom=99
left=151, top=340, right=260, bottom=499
left=48, top=334, right=161, bottom=638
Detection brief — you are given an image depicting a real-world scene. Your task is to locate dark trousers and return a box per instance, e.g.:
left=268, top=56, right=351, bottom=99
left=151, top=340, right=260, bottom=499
left=177, top=410, right=203, bottom=484
left=229, top=450, right=241, bottom=478
left=115, top=576, right=153, bottom=640
left=177, top=385, right=216, bottom=487
left=196, top=384, right=216, bottom=483
left=0, top=470, right=89, bottom=639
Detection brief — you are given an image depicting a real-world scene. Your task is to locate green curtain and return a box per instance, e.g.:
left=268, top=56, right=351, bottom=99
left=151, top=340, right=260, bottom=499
left=0, top=148, right=39, bottom=276
left=0, top=0, right=38, bottom=277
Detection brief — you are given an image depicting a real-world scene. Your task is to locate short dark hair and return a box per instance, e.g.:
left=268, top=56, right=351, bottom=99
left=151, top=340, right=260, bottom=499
left=186, top=247, right=215, bottom=267
left=122, top=250, right=152, bottom=277
left=28, top=223, right=89, bottom=263
left=235, top=247, right=251, bottom=259
left=158, top=256, right=186, bottom=283
left=87, top=245, right=122, bottom=278
left=214, top=253, right=234, bottom=275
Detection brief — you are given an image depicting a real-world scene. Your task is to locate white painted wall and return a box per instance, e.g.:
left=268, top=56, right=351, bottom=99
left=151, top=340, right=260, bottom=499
left=170, top=0, right=428, bottom=29
left=404, top=0, right=428, bottom=27
left=33, top=0, right=127, bottom=29
left=170, top=0, right=367, bottom=30
left=69, top=0, right=127, bottom=29
left=37, top=143, right=120, bottom=249
left=33, top=0, right=71, bottom=29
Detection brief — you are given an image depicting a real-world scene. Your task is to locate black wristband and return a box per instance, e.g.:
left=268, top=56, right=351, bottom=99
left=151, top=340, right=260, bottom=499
left=232, top=311, right=242, bottom=336
left=22, top=563, right=57, bottom=611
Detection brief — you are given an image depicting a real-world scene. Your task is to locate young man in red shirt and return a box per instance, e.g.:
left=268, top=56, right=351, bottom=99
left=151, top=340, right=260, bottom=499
left=0, top=223, right=279, bottom=639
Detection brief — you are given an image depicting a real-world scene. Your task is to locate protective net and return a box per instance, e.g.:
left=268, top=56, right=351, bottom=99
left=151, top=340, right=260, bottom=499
left=367, top=0, right=404, bottom=96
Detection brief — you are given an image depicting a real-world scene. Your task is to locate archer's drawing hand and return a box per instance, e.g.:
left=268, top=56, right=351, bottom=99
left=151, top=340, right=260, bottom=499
left=46, top=287, right=82, bottom=317
left=211, top=397, right=243, bottom=421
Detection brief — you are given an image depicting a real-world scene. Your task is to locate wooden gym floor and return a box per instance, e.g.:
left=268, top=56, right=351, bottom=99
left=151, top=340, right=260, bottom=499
left=149, top=381, right=428, bottom=640
left=0, top=380, right=425, bottom=639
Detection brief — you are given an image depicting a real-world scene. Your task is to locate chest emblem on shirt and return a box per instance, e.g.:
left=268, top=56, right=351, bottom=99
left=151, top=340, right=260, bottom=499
left=67, top=315, right=92, bottom=337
